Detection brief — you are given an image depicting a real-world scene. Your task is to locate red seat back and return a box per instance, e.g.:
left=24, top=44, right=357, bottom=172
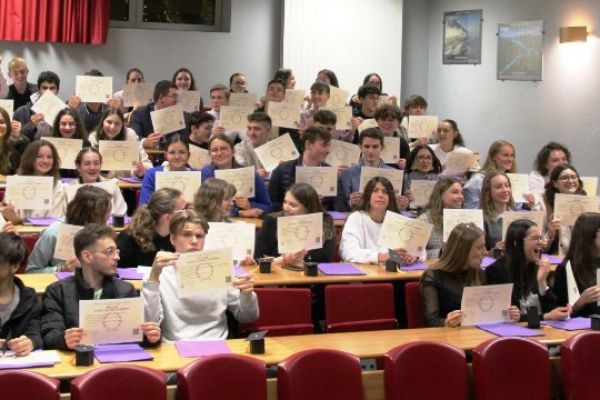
left=240, top=288, right=313, bottom=336
left=325, top=283, right=396, bottom=332
left=177, top=354, right=266, bottom=400
left=473, top=337, right=549, bottom=400
left=0, top=369, right=60, bottom=400
left=561, top=331, right=600, bottom=400
left=404, top=281, right=426, bottom=328
left=278, top=349, right=363, bottom=400
left=18, top=234, right=39, bottom=273
left=384, top=341, right=467, bottom=400
left=71, top=365, right=166, bottom=400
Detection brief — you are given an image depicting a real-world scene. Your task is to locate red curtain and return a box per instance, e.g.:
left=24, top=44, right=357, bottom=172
left=0, top=0, right=110, bottom=45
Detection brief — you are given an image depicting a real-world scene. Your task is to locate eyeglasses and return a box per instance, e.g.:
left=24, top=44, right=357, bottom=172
left=416, top=156, right=432, bottom=161
left=210, top=146, right=231, bottom=154
left=91, top=247, right=120, bottom=257
left=557, top=175, right=579, bottom=182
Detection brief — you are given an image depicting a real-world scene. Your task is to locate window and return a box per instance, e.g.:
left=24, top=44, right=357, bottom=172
left=110, top=0, right=227, bottom=31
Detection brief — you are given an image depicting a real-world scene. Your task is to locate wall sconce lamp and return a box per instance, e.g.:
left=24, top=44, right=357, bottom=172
left=559, top=26, right=587, bottom=43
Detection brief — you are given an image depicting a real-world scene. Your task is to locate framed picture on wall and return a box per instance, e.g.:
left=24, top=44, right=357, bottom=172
left=443, top=9, right=483, bottom=64
left=496, top=20, right=544, bottom=81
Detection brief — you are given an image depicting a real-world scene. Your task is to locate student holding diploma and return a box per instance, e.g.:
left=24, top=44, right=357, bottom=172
left=429, top=119, right=477, bottom=178
left=421, top=223, right=520, bottom=327
left=0, top=233, right=42, bottom=356
left=172, top=67, right=198, bottom=92
left=229, top=72, right=248, bottom=93
left=399, top=95, right=430, bottom=148
left=116, top=188, right=186, bottom=268
left=112, top=67, right=145, bottom=118
left=0, top=106, right=28, bottom=176
left=27, top=185, right=112, bottom=273
left=2, top=140, right=66, bottom=224
left=552, top=212, right=600, bottom=317
left=193, top=178, right=236, bottom=222
left=233, top=112, right=271, bottom=178
left=48, top=108, right=89, bottom=178
left=404, top=144, right=441, bottom=189
left=528, top=142, right=571, bottom=205
left=486, top=219, right=569, bottom=321
left=201, top=134, right=271, bottom=218
left=416, top=178, right=464, bottom=259
left=374, top=104, right=410, bottom=169
left=142, top=210, right=258, bottom=341
left=255, top=183, right=336, bottom=263
left=339, top=176, right=415, bottom=264
left=41, top=224, right=161, bottom=350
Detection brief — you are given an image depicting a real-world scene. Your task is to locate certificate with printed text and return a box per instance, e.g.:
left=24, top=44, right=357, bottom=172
left=506, top=173, right=530, bottom=202
left=410, top=180, right=438, bottom=209
left=175, top=249, right=233, bottom=298
left=219, top=106, right=253, bottom=130
left=188, top=146, right=211, bottom=170
left=79, top=297, right=144, bottom=345
left=357, top=118, right=378, bottom=133
left=443, top=152, right=479, bottom=177
left=378, top=95, right=394, bottom=107
left=283, top=89, right=307, bottom=109
left=581, top=176, right=598, bottom=196
left=177, top=90, right=202, bottom=113
left=64, top=180, right=117, bottom=203
left=408, top=115, right=438, bottom=139
left=296, top=166, right=338, bottom=197
left=359, top=167, right=403, bottom=194
left=98, top=140, right=139, bottom=171
left=155, top=171, right=202, bottom=202
left=277, top=212, right=323, bottom=254
left=501, top=210, right=544, bottom=240
left=122, top=82, right=153, bottom=107
left=327, top=86, right=349, bottom=108
left=44, top=137, right=83, bottom=170
left=205, top=222, right=255, bottom=261
left=322, top=106, right=352, bottom=130
left=54, top=224, right=84, bottom=261
left=554, top=193, right=599, bottom=226
left=461, top=284, right=513, bottom=326
left=229, top=92, right=258, bottom=108
left=215, top=166, right=255, bottom=198
left=31, top=90, right=67, bottom=126
left=381, top=136, right=400, bottom=164
left=325, top=140, right=361, bottom=167
left=76, top=76, right=113, bottom=103
left=267, top=101, right=301, bottom=129
left=150, top=104, right=186, bottom=135
left=0, top=99, right=14, bottom=118
left=442, top=209, right=484, bottom=242
left=254, top=133, right=299, bottom=172
left=6, top=176, right=53, bottom=210
left=378, top=211, right=433, bottom=257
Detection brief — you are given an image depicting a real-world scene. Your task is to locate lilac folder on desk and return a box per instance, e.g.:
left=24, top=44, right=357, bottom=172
left=542, top=317, right=591, bottom=331
left=318, top=263, right=366, bottom=276
left=0, top=350, right=61, bottom=370
left=400, top=262, right=427, bottom=272
left=61, top=177, right=77, bottom=183
left=94, top=344, right=153, bottom=363
left=117, top=268, right=144, bottom=280
left=476, top=323, right=543, bottom=337
left=119, top=177, right=142, bottom=183
left=326, top=211, right=348, bottom=220
left=175, top=340, right=232, bottom=357
left=25, top=217, right=59, bottom=226
left=55, top=271, right=75, bottom=280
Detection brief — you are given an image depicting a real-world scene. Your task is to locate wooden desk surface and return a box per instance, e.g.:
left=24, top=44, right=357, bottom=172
left=231, top=214, right=347, bottom=229
left=16, top=224, right=128, bottom=236
left=0, top=177, right=142, bottom=190
left=18, top=273, right=142, bottom=294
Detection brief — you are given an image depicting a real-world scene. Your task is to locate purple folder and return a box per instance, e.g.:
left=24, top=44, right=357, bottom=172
left=61, top=177, right=77, bottom=183
left=318, top=263, right=366, bottom=276
left=400, top=262, right=428, bottom=272
left=0, top=351, right=59, bottom=370
left=118, top=176, right=142, bottom=183
left=55, top=271, right=75, bottom=280
left=175, top=340, right=232, bottom=358
left=117, top=268, right=144, bottom=280
left=326, top=211, right=348, bottom=221
left=234, top=265, right=249, bottom=277
left=541, top=254, right=564, bottom=265
left=25, top=217, right=59, bottom=226
left=476, top=323, right=543, bottom=337
left=480, top=257, right=496, bottom=269
left=542, top=317, right=591, bottom=331
left=94, top=343, right=153, bottom=363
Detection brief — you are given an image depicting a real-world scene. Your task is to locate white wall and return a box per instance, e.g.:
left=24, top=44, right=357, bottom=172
left=0, top=0, right=281, bottom=101
left=421, top=0, right=600, bottom=176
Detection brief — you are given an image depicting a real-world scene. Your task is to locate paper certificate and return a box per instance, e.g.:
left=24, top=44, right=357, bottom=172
left=0, top=99, right=14, bottom=118
left=359, top=167, right=403, bottom=194
left=325, top=140, right=361, bottom=167
left=407, top=115, right=438, bottom=139
left=442, top=209, right=484, bottom=242
left=205, top=222, right=255, bottom=261
left=581, top=176, right=598, bottom=196
left=506, top=173, right=530, bottom=202
left=5, top=176, right=53, bottom=210
left=254, top=133, right=299, bottom=172
left=296, top=166, right=338, bottom=197
left=460, top=284, right=513, bottom=326
left=79, top=297, right=144, bottom=345
left=176, top=90, right=202, bottom=113
left=188, top=145, right=211, bottom=170
left=378, top=211, right=433, bottom=257
left=54, top=224, right=84, bottom=261
left=410, top=180, right=437, bottom=208
left=267, top=101, right=301, bottom=129
left=327, top=86, right=349, bottom=108
left=322, top=106, right=352, bottom=130
left=44, top=137, right=83, bottom=170
left=501, top=210, right=544, bottom=240
left=155, top=171, right=202, bottom=202
left=277, top=212, right=323, bottom=253
left=378, top=95, right=394, bottom=107
left=175, top=248, right=233, bottom=298
left=381, top=136, right=400, bottom=164
left=150, top=104, right=186, bottom=135
left=443, top=151, right=478, bottom=176
left=219, top=106, right=253, bottom=130
left=122, top=82, right=153, bottom=107
left=357, top=118, right=378, bottom=133
left=283, top=89, right=307, bottom=109
left=64, top=180, right=117, bottom=204
left=98, top=140, right=139, bottom=171
left=554, top=193, right=599, bottom=226
left=229, top=92, right=258, bottom=108
left=31, top=90, right=67, bottom=126
left=215, top=167, right=255, bottom=198
left=76, top=76, right=113, bottom=103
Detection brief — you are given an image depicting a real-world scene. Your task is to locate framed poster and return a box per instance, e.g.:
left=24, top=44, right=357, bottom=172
left=443, top=9, right=482, bottom=64
left=497, top=20, right=544, bottom=81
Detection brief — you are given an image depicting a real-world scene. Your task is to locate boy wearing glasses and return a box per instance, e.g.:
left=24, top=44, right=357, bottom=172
left=41, top=224, right=161, bottom=350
